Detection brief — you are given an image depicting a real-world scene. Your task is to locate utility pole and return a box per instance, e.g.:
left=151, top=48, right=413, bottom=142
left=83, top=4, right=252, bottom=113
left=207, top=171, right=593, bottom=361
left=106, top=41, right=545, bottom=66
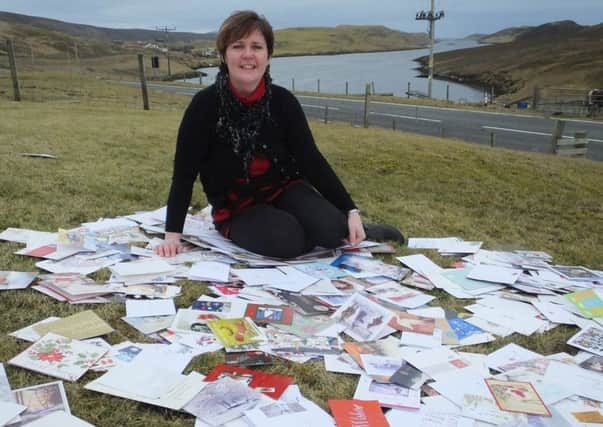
left=416, top=1, right=444, bottom=98
left=155, top=26, right=176, bottom=77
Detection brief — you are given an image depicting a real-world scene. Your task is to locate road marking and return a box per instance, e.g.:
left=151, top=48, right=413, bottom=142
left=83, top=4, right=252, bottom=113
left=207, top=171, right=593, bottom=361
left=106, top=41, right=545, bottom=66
left=298, top=94, right=603, bottom=125
left=116, top=84, right=603, bottom=128
left=298, top=95, right=538, bottom=119
left=482, top=126, right=603, bottom=143
left=369, top=112, right=441, bottom=123
left=563, top=118, right=603, bottom=125
left=301, top=104, right=340, bottom=110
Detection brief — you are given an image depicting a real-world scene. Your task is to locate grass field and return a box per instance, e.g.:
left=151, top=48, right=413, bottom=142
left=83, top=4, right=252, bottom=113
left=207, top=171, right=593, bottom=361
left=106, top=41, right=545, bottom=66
left=1, top=73, right=602, bottom=426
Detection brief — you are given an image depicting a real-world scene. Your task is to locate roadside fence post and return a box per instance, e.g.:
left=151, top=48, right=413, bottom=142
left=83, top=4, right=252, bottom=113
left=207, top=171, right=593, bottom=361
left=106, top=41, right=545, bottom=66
left=345, top=81, right=348, bottom=96
left=363, top=83, right=370, bottom=128
left=392, top=120, right=396, bottom=131
left=556, top=130, right=588, bottom=157
left=6, top=40, right=21, bottom=101
left=137, top=54, right=150, bottom=111
left=407, top=82, right=411, bottom=99
left=550, top=119, right=566, bottom=154
left=291, top=78, right=295, bottom=92
left=415, top=106, right=418, bottom=119
left=532, top=86, right=540, bottom=111
left=29, top=42, right=34, bottom=66
left=317, top=79, right=320, bottom=94
left=446, top=85, right=450, bottom=103
left=489, top=132, right=496, bottom=147
left=324, top=105, right=329, bottom=124
left=371, top=81, right=375, bottom=95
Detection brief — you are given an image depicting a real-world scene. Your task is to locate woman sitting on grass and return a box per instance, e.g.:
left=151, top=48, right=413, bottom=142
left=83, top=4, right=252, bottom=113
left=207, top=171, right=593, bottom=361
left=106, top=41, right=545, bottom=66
left=155, top=10, right=403, bottom=259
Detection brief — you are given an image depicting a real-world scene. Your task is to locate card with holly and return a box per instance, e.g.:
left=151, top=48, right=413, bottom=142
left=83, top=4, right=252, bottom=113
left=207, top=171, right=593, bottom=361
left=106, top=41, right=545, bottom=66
left=9, top=332, right=107, bottom=381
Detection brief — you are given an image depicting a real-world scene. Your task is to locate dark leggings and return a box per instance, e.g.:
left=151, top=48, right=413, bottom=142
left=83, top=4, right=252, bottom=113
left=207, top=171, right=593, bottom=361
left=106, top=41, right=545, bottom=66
left=227, top=181, right=348, bottom=258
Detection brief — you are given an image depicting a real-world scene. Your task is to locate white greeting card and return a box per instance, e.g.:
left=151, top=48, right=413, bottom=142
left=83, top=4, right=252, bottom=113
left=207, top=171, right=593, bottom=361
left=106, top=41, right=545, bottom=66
left=0, top=271, right=38, bottom=291
left=9, top=333, right=107, bottom=381
left=331, top=293, right=393, bottom=342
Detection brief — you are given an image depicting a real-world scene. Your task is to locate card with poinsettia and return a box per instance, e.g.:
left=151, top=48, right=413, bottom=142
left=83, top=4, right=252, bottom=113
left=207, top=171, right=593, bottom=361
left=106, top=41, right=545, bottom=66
left=9, top=332, right=107, bottom=381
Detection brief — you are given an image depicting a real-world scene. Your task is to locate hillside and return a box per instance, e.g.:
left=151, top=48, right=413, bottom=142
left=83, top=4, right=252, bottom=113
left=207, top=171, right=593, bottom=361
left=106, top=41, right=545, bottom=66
left=0, top=11, right=214, bottom=43
left=0, top=12, right=429, bottom=58
left=274, top=25, right=428, bottom=56
left=478, top=26, right=531, bottom=44
left=417, top=20, right=603, bottom=98
left=0, top=11, right=429, bottom=79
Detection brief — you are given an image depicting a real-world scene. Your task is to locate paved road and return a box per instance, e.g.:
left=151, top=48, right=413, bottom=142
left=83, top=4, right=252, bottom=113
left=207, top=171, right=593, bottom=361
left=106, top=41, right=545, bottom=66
left=137, top=82, right=603, bottom=161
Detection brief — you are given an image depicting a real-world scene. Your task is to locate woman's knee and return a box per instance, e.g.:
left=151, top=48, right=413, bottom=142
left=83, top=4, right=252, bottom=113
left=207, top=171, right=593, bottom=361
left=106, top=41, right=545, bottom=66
left=230, top=208, right=309, bottom=258
left=312, top=211, right=348, bottom=249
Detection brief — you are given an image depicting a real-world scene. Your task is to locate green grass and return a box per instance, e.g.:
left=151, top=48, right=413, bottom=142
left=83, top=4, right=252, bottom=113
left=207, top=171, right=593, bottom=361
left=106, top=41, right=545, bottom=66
left=0, top=73, right=602, bottom=426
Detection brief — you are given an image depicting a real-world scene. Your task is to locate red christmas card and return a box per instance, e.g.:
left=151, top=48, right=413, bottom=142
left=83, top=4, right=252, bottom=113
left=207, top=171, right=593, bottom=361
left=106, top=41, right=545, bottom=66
left=328, top=399, right=389, bottom=427
left=204, top=364, right=293, bottom=399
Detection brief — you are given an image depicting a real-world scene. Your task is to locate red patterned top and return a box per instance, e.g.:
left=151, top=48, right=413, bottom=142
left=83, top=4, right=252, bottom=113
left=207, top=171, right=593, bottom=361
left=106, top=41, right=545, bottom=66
left=214, top=79, right=302, bottom=237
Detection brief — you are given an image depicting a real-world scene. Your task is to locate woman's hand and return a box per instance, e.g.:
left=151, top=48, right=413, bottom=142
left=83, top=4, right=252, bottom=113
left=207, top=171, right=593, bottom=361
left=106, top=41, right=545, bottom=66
left=154, top=232, right=184, bottom=257
left=346, top=210, right=365, bottom=247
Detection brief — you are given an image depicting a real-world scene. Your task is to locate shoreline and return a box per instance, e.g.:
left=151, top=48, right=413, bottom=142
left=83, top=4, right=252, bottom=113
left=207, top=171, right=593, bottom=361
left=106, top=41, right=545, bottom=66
left=189, top=45, right=430, bottom=71
left=270, top=45, right=428, bottom=59
left=413, top=56, right=519, bottom=97
left=185, top=42, right=498, bottom=99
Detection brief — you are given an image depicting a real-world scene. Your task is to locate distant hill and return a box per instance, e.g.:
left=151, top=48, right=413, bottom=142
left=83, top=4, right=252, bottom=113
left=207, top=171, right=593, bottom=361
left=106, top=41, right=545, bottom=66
left=0, top=11, right=215, bottom=42
left=478, top=26, right=531, bottom=44
left=417, top=20, right=603, bottom=97
left=464, top=33, right=487, bottom=41
left=0, top=11, right=429, bottom=67
left=274, top=25, right=429, bottom=56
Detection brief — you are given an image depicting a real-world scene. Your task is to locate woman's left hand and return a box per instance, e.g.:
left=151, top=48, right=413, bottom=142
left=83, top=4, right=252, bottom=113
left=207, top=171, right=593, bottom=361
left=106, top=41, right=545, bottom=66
left=346, top=211, right=365, bottom=247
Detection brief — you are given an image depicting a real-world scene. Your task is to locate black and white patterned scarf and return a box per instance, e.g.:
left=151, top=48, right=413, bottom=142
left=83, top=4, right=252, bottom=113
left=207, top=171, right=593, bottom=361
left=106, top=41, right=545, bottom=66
left=215, top=65, right=273, bottom=179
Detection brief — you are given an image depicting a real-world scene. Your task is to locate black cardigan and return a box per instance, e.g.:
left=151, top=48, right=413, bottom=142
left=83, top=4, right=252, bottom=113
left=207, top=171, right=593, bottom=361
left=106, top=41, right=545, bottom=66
left=165, top=83, right=357, bottom=233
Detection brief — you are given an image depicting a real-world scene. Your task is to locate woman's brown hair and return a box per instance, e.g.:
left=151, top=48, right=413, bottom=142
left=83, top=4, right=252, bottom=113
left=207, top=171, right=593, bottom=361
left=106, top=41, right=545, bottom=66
left=216, top=11, right=274, bottom=60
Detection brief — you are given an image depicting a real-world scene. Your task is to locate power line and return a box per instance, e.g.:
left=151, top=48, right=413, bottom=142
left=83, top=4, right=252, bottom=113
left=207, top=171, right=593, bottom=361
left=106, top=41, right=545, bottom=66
left=155, top=26, right=176, bottom=77
left=416, top=1, right=445, bottom=98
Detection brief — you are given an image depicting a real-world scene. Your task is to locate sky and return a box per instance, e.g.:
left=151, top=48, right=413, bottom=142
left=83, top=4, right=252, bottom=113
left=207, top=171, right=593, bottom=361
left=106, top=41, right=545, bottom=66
left=1, top=0, right=601, bottom=39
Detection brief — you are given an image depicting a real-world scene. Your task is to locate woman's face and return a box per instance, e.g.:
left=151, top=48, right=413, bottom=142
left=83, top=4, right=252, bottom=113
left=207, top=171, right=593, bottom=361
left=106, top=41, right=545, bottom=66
left=224, top=29, right=270, bottom=95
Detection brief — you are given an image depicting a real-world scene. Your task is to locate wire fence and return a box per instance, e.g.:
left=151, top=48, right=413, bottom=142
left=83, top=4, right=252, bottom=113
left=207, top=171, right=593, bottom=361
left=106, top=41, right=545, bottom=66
left=534, top=87, right=602, bottom=118
left=0, top=38, right=191, bottom=111
left=3, top=37, right=601, bottom=161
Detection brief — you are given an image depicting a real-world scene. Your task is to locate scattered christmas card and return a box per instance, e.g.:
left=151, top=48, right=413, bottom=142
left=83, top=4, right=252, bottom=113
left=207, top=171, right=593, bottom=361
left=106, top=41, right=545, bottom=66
left=328, top=399, right=389, bottom=427
left=9, top=333, right=107, bottom=381
left=205, top=364, right=293, bottom=399
left=485, top=378, right=551, bottom=417
left=567, top=326, right=603, bottom=357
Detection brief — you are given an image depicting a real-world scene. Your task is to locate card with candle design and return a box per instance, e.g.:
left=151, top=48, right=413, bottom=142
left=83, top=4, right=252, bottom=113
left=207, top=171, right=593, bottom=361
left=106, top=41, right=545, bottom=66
left=9, top=332, right=107, bottom=381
